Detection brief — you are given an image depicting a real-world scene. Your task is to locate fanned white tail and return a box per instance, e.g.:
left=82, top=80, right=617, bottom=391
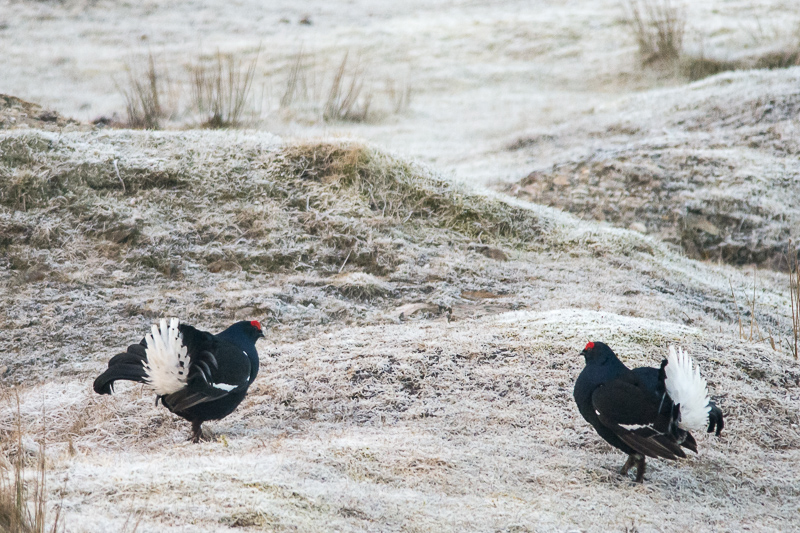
left=664, top=346, right=710, bottom=432
left=143, top=318, right=189, bottom=396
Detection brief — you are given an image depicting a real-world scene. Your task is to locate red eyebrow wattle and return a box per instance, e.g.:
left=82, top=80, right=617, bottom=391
left=584, top=342, right=595, bottom=350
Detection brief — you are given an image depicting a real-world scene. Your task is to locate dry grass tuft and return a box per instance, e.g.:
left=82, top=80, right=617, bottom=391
left=118, top=52, right=175, bottom=130
left=680, top=47, right=800, bottom=81
left=0, top=398, right=61, bottom=533
left=116, top=49, right=259, bottom=130
left=624, top=0, right=686, bottom=65
left=680, top=54, right=740, bottom=81
left=753, top=49, right=800, bottom=70
left=189, top=50, right=260, bottom=129
left=728, top=269, right=778, bottom=351
left=116, top=48, right=409, bottom=127
left=279, top=49, right=409, bottom=123
left=788, top=240, right=800, bottom=359
left=323, top=52, right=373, bottom=123
left=279, top=142, right=545, bottom=243
left=280, top=48, right=315, bottom=110
left=331, top=272, right=393, bottom=301
left=623, top=4, right=800, bottom=81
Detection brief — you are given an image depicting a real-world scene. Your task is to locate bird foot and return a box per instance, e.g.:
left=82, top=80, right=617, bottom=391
left=189, top=421, right=209, bottom=443
left=634, top=456, right=646, bottom=483
left=621, top=455, right=646, bottom=483
left=620, top=455, right=636, bottom=476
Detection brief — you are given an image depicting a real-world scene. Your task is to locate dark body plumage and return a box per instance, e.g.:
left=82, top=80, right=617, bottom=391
left=94, top=320, right=264, bottom=442
left=573, top=341, right=724, bottom=482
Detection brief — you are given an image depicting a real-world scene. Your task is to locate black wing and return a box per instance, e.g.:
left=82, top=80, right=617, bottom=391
left=160, top=324, right=251, bottom=413
left=632, top=363, right=725, bottom=438
left=592, top=373, right=686, bottom=461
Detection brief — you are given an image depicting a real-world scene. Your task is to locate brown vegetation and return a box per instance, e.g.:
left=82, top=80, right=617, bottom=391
left=625, top=0, right=685, bottom=65
left=0, top=399, right=61, bottom=533
left=189, top=50, right=260, bottom=128
left=119, top=52, right=175, bottom=130
left=789, top=240, right=800, bottom=359
left=624, top=1, right=800, bottom=81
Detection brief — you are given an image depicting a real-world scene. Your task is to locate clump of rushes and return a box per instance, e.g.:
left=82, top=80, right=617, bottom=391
left=625, top=0, right=686, bottom=64
left=189, top=49, right=260, bottom=128
left=119, top=52, right=175, bottom=129
left=0, top=398, right=62, bottom=533
left=323, top=52, right=373, bottom=122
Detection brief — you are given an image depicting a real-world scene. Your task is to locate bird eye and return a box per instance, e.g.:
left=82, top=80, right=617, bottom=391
left=584, top=342, right=595, bottom=350
left=250, top=320, right=262, bottom=330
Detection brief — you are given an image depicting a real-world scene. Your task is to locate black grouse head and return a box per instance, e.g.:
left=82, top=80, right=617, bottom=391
left=220, top=320, right=266, bottom=344
left=579, top=341, right=618, bottom=365
left=241, top=320, right=266, bottom=342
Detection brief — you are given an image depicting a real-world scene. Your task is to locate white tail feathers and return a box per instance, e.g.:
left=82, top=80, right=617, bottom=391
left=143, top=318, right=189, bottom=396
left=664, top=346, right=711, bottom=432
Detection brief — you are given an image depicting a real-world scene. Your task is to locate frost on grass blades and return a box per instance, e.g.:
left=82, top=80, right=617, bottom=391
left=1, top=125, right=799, bottom=529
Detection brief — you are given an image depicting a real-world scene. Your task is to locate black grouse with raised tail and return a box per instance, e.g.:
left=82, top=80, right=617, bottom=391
left=573, top=341, right=724, bottom=482
left=94, top=318, right=264, bottom=442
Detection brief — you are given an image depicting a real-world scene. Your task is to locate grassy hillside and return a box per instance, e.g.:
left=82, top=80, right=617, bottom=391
left=1, top=125, right=799, bottom=531
left=506, top=69, right=800, bottom=270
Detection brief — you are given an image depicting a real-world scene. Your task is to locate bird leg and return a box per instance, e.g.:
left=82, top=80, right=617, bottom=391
left=634, top=455, right=646, bottom=483
left=620, top=455, right=636, bottom=476
left=620, top=454, right=646, bottom=482
left=190, top=420, right=204, bottom=443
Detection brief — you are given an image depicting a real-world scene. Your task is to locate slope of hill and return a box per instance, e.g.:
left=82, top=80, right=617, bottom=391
left=1, top=123, right=799, bottom=531
left=506, top=68, right=800, bottom=270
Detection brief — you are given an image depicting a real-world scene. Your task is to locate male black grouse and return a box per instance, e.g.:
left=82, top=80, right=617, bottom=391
left=573, top=341, right=724, bottom=482
left=94, top=318, right=264, bottom=442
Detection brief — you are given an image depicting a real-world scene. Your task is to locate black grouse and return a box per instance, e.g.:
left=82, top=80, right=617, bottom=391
left=573, top=341, right=724, bottom=482
left=94, top=318, right=264, bottom=442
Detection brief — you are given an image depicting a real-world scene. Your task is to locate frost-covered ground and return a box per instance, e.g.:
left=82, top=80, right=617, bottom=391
left=3, top=0, right=800, bottom=531
left=2, top=0, right=799, bottom=184
left=8, top=309, right=800, bottom=532
left=506, top=68, right=800, bottom=269
left=1, top=128, right=799, bottom=532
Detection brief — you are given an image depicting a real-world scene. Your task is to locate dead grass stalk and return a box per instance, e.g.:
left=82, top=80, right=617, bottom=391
left=624, top=0, right=686, bottom=64
left=119, top=52, right=174, bottom=130
left=280, top=48, right=313, bottom=109
left=386, top=78, right=412, bottom=114
left=323, top=52, right=372, bottom=122
left=788, top=240, right=800, bottom=359
left=0, top=396, right=61, bottom=533
left=729, top=268, right=777, bottom=351
left=189, top=49, right=260, bottom=128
